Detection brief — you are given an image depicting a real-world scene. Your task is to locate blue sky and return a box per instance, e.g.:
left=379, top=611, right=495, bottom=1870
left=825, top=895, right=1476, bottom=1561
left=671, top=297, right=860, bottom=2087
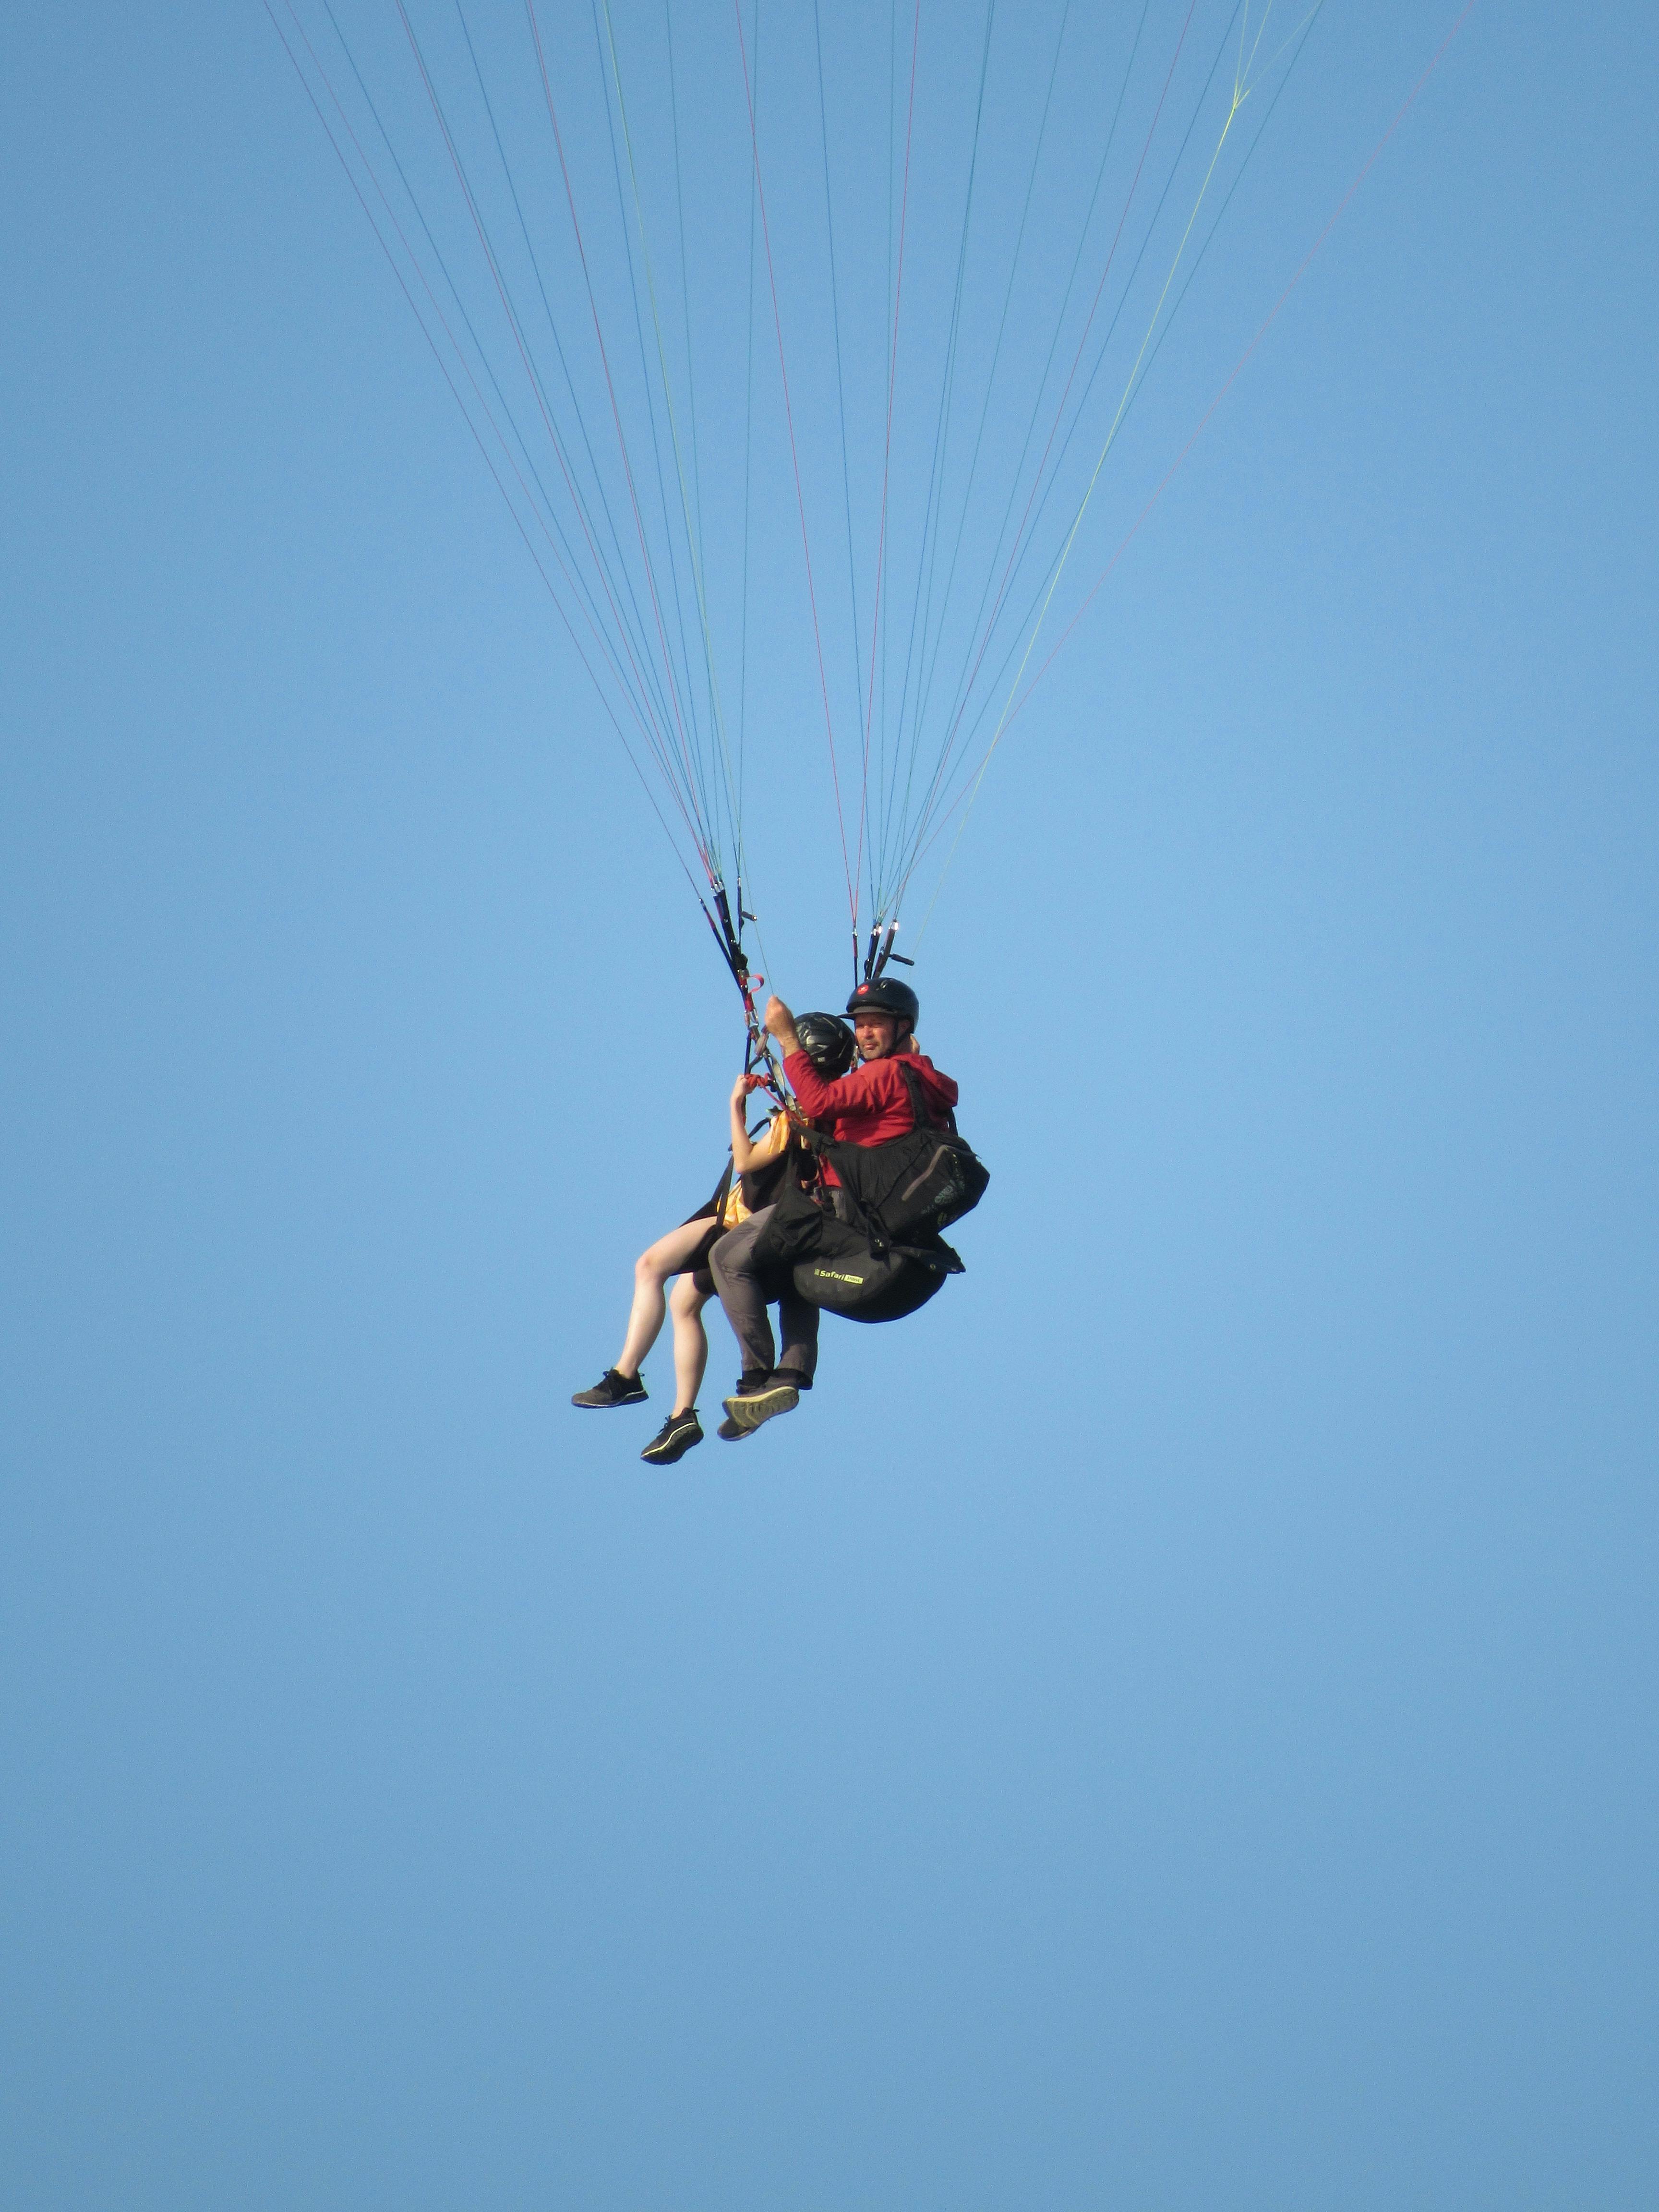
left=3, top=3, right=1656, bottom=2205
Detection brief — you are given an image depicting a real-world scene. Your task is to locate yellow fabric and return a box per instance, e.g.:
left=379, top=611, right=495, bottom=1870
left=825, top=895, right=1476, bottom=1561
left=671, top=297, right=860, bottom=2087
left=721, top=1112, right=791, bottom=1230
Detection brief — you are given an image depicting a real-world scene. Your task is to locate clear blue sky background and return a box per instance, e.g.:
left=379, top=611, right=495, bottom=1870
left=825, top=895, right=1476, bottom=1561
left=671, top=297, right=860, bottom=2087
left=3, top=4, right=1655, bottom=2206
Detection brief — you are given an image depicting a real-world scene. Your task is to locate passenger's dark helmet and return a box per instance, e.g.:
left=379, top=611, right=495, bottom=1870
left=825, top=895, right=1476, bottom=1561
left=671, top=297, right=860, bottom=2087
left=845, top=975, right=920, bottom=1030
left=793, top=1010, right=857, bottom=1078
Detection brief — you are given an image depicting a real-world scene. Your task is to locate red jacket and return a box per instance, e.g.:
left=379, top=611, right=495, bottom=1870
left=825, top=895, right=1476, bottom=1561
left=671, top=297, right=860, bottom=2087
left=782, top=1048, right=959, bottom=1183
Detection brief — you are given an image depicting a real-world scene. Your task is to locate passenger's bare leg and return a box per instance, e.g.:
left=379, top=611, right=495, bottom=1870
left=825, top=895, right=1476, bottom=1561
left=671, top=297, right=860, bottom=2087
left=616, top=1218, right=713, bottom=1380
left=668, top=1273, right=712, bottom=1414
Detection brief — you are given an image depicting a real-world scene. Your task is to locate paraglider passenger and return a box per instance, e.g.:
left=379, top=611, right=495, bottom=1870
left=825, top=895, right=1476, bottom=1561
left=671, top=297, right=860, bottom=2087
left=570, top=1015, right=853, bottom=1462
left=712, top=978, right=959, bottom=1434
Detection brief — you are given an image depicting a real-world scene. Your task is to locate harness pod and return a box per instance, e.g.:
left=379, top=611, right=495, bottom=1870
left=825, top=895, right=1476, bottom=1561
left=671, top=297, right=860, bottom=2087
left=792, top=1226, right=950, bottom=1324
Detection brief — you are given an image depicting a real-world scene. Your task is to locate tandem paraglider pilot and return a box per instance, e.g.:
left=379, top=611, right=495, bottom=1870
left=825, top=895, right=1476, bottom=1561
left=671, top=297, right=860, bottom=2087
left=568, top=1011, right=858, bottom=1462
left=710, top=975, right=973, bottom=1437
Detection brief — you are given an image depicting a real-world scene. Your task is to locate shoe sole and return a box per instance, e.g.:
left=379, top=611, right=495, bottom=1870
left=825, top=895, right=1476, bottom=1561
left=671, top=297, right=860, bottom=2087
left=571, top=1392, right=648, bottom=1408
left=641, top=1426, right=703, bottom=1465
left=721, top=1382, right=800, bottom=1432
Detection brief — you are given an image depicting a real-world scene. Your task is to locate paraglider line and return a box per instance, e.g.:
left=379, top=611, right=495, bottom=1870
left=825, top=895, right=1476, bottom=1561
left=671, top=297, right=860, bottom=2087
left=1006, top=0, right=1479, bottom=741
left=812, top=0, right=868, bottom=774
left=889, top=0, right=1321, bottom=910
left=523, top=0, right=711, bottom=820
left=734, top=0, right=857, bottom=935
left=930, top=0, right=1203, bottom=794
left=891, top=0, right=1152, bottom=879
left=881, top=0, right=998, bottom=915
left=909, top=0, right=1482, bottom=942
left=397, top=0, right=706, bottom=822
left=264, top=0, right=713, bottom=895
left=441, top=0, right=691, bottom=772
left=880, top=0, right=1074, bottom=911
left=857, top=0, right=923, bottom=884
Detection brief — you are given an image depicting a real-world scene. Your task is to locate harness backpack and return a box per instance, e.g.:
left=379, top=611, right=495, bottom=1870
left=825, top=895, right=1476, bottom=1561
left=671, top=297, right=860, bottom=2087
left=748, top=1060, right=988, bottom=1322
left=814, top=1060, right=989, bottom=1258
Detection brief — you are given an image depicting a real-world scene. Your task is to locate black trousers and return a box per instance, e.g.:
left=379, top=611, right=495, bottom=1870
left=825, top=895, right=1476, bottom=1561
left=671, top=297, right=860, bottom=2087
left=708, top=1203, right=820, bottom=1381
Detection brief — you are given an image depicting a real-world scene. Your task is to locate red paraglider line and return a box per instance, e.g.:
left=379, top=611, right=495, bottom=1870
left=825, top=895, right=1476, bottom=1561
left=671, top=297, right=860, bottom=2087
left=734, top=0, right=857, bottom=934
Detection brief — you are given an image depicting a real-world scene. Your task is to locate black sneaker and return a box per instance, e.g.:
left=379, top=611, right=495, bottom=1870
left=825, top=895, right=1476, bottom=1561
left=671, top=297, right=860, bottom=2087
left=571, top=1368, right=647, bottom=1409
left=641, top=1408, right=703, bottom=1465
left=721, top=1373, right=801, bottom=1433
left=717, top=1371, right=770, bottom=1441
